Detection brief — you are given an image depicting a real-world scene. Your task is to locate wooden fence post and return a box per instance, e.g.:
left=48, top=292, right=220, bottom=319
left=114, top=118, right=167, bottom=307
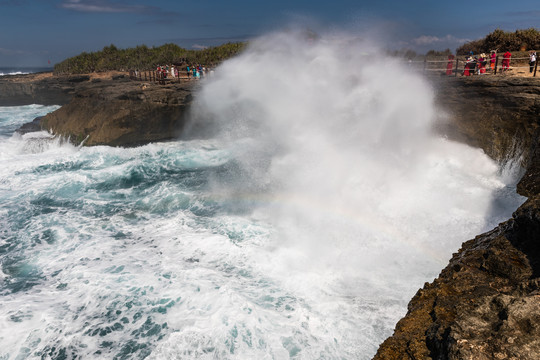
left=494, top=56, right=499, bottom=75
left=423, top=57, right=427, bottom=73
left=455, top=59, right=459, bottom=77
left=534, top=60, right=538, bottom=77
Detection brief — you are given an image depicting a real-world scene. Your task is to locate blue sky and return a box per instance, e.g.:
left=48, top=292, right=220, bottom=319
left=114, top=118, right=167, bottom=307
left=0, top=0, right=538, bottom=67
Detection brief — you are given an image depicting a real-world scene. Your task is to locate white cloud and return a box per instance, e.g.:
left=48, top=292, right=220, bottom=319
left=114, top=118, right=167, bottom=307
left=191, top=44, right=208, bottom=50
left=412, top=34, right=471, bottom=46
left=60, top=0, right=146, bottom=13
left=0, top=47, right=25, bottom=55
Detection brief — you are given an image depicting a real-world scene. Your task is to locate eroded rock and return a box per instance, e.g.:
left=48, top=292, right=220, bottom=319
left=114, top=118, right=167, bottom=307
left=375, top=77, right=540, bottom=360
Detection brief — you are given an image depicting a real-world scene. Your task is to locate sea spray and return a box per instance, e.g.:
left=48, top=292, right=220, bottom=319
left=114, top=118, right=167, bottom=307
left=0, top=31, right=526, bottom=359
left=187, top=30, right=527, bottom=355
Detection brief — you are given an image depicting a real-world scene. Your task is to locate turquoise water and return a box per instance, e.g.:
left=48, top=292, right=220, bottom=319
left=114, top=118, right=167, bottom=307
left=0, top=35, right=527, bottom=359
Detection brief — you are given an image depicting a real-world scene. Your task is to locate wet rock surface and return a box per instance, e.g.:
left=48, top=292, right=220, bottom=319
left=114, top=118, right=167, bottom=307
left=375, top=76, right=540, bottom=360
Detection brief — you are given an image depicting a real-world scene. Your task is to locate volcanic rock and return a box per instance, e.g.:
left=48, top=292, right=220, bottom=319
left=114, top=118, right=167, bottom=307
left=41, top=79, right=195, bottom=146
left=374, top=76, right=540, bottom=360
left=0, top=72, right=75, bottom=106
left=0, top=72, right=196, bottom=146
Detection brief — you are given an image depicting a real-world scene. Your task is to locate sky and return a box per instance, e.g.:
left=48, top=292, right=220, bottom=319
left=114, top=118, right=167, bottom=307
left=0, top=0, right=538, bottom=67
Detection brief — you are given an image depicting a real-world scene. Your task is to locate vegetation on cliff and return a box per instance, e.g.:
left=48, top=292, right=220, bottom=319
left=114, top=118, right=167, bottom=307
left=456, top=28, right=540, bottom=55
left=53, top=42, right=246, bottom=74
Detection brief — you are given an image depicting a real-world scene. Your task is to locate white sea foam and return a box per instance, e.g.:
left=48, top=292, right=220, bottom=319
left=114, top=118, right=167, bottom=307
left=0, top=31, right=527, bottom=359
left=187, top=30, right=527, bottom=355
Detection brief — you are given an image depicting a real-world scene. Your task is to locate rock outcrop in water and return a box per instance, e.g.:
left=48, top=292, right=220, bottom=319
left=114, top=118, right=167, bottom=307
left=1, top=72, right=195, bottom=146
left=374, top=77, right=540, bottom=360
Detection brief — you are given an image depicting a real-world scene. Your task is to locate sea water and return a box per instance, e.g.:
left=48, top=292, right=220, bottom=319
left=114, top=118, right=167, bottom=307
left=0, top=67, right=52, bottom=77
left=0, top=33, right=526, bottom=359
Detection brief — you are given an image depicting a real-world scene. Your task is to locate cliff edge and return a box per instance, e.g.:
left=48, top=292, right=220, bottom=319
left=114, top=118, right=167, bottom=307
left=41, top=78, right=195, bottom=146
left=1, top=73, right=196, bottom=146
left=374, top=77, right=540, bottom=360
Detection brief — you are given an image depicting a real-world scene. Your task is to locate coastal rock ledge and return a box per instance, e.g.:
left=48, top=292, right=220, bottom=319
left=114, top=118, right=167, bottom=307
left=375, top=77, right=540, bottom=360
left=1, top=73, right=196, bottom=146
left=42, top=77, right=195, bottom=147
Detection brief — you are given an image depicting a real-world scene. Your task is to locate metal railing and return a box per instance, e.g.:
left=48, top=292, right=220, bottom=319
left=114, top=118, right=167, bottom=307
left=408, top=55, right=537, bottom=77
left=128, top=68, right=208, bottom=85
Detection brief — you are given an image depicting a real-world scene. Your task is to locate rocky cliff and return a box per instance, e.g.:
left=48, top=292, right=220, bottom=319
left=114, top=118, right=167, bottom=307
left=41, top=78, right=195, bottom=146
left=1, top=72, right=196, bottom=146
left=374, top=77, right=540, bottom=360
left=0, top=72, right=75, bottom=106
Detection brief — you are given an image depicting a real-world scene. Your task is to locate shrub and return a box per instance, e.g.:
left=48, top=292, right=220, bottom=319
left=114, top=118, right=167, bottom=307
left=54, top=42, right=247, bottom=74
left=456, top=28, right=539, bottom=55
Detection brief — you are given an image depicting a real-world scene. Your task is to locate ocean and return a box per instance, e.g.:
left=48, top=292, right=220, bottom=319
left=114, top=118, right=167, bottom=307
left=0, top=67, right=53, bottom=77
left=0, top=33, right=526, bottom=359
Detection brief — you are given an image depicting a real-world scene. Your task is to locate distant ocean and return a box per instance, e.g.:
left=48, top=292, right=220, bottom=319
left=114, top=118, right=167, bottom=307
left=0, top=67, right=53, bottom=76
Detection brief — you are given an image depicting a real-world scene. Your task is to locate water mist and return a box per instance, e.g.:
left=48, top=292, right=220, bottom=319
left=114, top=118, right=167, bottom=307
left=186, top=30, right=526, bottom=356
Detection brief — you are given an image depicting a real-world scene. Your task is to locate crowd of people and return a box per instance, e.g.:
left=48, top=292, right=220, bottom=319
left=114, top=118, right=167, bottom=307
left=154, top=64, right=211, bottom=80
left=156, top=65, right=178, bottom=79
left=459, top=50, right=505, bottom=76
left=454, top=49, right=537, bottom=76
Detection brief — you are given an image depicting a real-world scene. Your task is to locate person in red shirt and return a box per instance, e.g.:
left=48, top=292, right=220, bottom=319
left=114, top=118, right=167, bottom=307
left=446, top=54, right=455, bottom=75
left=502, top=51, right=511, bottom=72
left=490, top=50, right=497, bottom=71
left=478, top=53, right=487, bottom=74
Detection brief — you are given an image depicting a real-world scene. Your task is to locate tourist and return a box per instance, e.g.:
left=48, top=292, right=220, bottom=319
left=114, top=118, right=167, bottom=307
left=470, top=57, right=477, bottom=75
left=446, top=54, right=454, bottom=75
left=186, top=65, right=191, bottom=78
left=490, top=50, right=497, bottom=71
left=530, top=51, right=537, bottom=73
left=463, top=57, right=471, bottom=76
left=478, top=53, right=487, bottom=74
left=502, top=51, right=511, bottom=72
left=464, top=56, right=475, bottom=76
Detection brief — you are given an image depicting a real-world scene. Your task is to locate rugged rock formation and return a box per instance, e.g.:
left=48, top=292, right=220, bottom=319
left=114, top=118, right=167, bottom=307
left=0, top=72, right=82, bottom=106
left=41, top=78, right=195, bottom=146
left=374, top=196, right=540, bottom=360
left=433, top=77, right=540, bottom=171
left=0, top=72, right=196, bottom=146
left=374, top=77, right=540, bottom=360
